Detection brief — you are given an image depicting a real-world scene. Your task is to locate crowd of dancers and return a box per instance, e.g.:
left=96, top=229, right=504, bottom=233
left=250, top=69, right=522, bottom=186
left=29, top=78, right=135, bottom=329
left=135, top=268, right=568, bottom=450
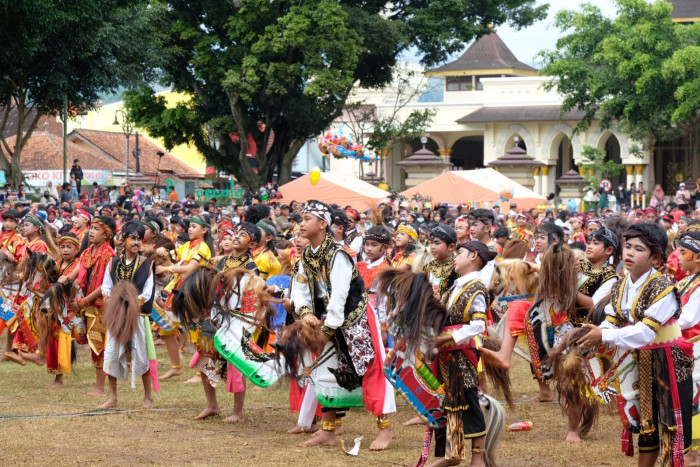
left=1, top=196, right=700, bottom=467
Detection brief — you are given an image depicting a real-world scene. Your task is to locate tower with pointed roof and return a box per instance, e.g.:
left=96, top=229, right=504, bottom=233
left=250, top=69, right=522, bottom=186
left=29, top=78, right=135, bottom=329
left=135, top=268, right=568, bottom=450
left=426, top=32, right=538, bottom=92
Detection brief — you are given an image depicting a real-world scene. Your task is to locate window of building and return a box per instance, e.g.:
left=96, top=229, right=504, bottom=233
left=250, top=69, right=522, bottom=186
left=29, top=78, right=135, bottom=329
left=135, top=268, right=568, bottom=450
left=446, top=76, right=473, bottom=91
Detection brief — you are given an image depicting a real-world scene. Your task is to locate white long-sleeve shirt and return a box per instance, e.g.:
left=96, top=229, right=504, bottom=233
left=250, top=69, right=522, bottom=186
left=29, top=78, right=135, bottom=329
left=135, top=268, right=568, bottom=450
left=447, top=271, right=487, bottom=346
left=291, top=243, right=353, bottom=330
left=101, top=257, right=154, bottom=304
left=599, top=269, right=678, bottom=350
left=678, top=276, right=700, bottom=331
left=591, top=275, right=617, bottom=307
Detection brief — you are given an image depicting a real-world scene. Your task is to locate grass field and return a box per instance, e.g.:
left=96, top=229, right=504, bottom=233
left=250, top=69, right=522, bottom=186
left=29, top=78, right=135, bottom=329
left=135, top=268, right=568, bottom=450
left=0, top=341, right=637, bottom=466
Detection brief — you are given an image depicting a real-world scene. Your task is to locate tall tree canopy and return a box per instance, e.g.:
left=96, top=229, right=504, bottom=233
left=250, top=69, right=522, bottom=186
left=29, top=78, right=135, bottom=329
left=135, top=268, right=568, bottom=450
left=0, top=0, right=160, bottom=188
left=539, top=0, right=700, bottom=156
left=124, top=0, right=548, bottom=191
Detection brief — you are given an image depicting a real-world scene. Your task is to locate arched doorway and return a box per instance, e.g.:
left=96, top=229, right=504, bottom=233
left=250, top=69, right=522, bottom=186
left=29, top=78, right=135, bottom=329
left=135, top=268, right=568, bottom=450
left=554, top=135, right=576, bottom=181
left=450, top=136, right=484, bottom=170
left=602, top=134, right=624, bottom=189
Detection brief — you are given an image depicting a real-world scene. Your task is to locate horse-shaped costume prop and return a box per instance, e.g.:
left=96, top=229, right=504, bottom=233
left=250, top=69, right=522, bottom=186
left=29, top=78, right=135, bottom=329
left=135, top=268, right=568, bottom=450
left=34, top=280, right=86, bottom=374
left=487, top=259, right=538, bottom=364
left=5, top=252, right=58, bottom=361
left=375, top=269, right=506, bottom=467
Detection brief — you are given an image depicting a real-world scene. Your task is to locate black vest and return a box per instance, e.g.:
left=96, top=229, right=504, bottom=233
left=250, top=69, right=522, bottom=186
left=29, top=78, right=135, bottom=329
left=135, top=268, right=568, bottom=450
left=110, top=256, right=155, bottom=315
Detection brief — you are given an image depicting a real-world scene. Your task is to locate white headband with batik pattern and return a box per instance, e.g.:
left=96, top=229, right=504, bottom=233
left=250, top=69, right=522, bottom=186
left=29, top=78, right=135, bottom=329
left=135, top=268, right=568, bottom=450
left=302, top=200, right=332, bottom=225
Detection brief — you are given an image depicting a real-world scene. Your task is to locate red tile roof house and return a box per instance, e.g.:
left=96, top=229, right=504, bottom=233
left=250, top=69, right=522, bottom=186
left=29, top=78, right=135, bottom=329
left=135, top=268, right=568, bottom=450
left=4, top=115, right=202, bottom=189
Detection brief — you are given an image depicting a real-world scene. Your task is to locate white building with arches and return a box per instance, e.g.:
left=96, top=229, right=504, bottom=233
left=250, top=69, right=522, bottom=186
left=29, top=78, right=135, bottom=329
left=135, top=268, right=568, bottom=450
left=327, top=31, right=682, bottom=197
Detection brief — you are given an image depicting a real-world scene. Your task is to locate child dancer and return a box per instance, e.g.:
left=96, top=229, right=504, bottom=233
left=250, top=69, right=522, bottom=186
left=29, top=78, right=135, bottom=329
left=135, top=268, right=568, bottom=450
left=44, top=233, right=81, bottom=388
left=155, top=214, right=214, bottom=381
left=675, top=230, right=700, bottom=461
left=580, top=223, right=693, bottom=467
left=215, top=222, right=260, bottom=423
left=391, top=222, right=419, bottom=271
left=423, top=225, right=458, bottom=297
left=291, top=200, right=394, bottom=450
left=60, top=216, right=117, bottom=396
left=100, top=221, right=155, bottom=409
left=431, top=241, right=496, bottom=467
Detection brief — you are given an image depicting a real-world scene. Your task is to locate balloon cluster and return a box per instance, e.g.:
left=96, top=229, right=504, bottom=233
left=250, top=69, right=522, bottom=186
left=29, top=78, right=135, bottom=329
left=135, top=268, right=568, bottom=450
left=318, top=126, right=377, bottom=163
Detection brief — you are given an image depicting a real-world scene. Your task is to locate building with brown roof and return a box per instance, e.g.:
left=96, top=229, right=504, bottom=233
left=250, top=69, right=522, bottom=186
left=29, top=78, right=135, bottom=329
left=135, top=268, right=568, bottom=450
left=668, top=0, right=700, bottom=23
left=67, top=129, right=202, bottom=182
left=330, top=31, right=670, bottom=202
left=329, top=20, right=700, bottom=200
left=8, top=118, right=202, bottom=189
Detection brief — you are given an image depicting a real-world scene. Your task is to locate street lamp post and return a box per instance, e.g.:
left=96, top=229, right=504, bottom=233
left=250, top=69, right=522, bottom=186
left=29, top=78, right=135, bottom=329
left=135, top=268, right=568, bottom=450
left=113, top=110, right=133, bottom=183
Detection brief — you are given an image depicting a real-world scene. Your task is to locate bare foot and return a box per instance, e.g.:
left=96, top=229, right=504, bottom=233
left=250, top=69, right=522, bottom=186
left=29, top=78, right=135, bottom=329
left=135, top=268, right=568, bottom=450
left=159, top=367, right=184, bottom=380
left=298, top=429, right=336, bottom=447
left=97, top=398, right=118, bottom=409
left=143, top=397, right=153, bottom=409
left=86, top=388, right=106, bottom=397
left=427, top=459, right=461, bottom=467
left=184, top=374, right=202, bottom=384
left=287, top=424, right=320, bottom=434
left=20, top=351, right=45, bottom=366
left=369, top=427, right=392, bottom=451
left=526, top=388, right=554, bottom=403
left=154, top=338, right=164, bottom=346
left=222, top=412, right=243, bottom=423
left=479, top=348, right=510, bottom=370
left=46, top=380, right=64, bottom=389
left=194, top=406, right=221, bottom=420
left=4, top=351, right=26, bottom=366
left=403, top=416, right=426, bottom=427
left=566, top=430, right=582, bottom=443
left=685, top=450, right=700, bottom=467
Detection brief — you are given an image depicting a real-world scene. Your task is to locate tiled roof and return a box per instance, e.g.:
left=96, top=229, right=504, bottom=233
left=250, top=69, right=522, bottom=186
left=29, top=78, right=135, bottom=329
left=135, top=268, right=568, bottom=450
left=428, top=32, right=538, bottom=75
left=2, top=109, right=62, bottom=138
left=68, top=129, right=202, bottom=179
left=668, top=0, right=700, bottom=19
left=456, top=105, right=588, bottom=123
left=8, top=131, right=123, bottom=172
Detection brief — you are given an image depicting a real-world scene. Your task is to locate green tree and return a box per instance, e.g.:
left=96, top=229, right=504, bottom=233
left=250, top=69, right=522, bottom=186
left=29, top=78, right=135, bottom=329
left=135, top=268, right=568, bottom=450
left=579, top=145, right=624, bottom=193
left=343, top=64, right=437, bottom=177
left=0, top=0, right=161, bottom=188
left=124, top=0, right=548, bottom=191
left=539, top=0, right=700, bottom=163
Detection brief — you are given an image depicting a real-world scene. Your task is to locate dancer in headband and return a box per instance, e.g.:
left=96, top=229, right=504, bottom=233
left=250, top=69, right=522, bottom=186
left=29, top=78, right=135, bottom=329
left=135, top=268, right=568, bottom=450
left=58, top=215, right=117, bottom=396
left=100, top=220, right=156, bottom=410
left=580, top=222, right=693, bottom=464
left=253, top=221, right=281, bottom=280
left=424, top=224, right=458, bottom=297
left=291, top=199, right=395, bottom=450
left=154, top=214, right=213, bottom=382
left=391, top=222, right=420, bottom=271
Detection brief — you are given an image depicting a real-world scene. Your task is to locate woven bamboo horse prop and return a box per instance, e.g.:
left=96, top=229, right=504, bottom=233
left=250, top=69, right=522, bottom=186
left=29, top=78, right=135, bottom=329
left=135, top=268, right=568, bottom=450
left=375, top=269, right=506, bottom=467
left=557, top=327, right=700, bottom=453
left=175, top=265, right=364, bottom=408
left=487, top=259, right=538, bottom=363
left=34, top=280, right=86, bottom=374
left=0, top=250, right=24, bottom=335
left=7, top=252, right=58, bottom=353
